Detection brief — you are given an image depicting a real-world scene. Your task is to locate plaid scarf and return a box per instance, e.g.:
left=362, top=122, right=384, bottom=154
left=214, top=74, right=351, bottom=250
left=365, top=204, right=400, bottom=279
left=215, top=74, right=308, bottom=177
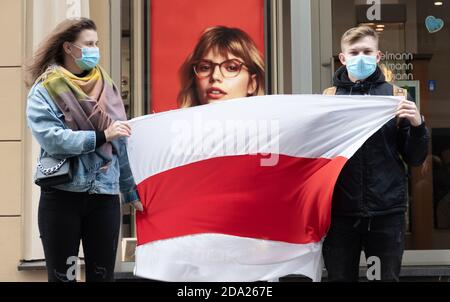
left=41, top=65, right=127, bottom=164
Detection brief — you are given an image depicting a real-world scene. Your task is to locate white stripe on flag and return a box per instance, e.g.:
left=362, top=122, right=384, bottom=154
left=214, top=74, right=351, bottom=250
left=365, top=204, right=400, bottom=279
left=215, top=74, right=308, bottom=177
left=134, top=234, right=323, bottom=282
left=128, top=94, right=399, bottom=184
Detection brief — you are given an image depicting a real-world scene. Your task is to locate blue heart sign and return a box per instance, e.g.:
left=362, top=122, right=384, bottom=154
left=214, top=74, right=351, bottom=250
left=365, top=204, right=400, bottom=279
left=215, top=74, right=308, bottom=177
left=426, top=16, right=444, bottom=33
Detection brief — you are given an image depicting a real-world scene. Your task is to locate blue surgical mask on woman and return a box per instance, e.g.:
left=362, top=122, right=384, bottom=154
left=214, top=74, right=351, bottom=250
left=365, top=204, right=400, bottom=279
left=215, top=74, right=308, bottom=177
left=71, top=44, right=100, bottom=71
left=346, top=54, right=377, bottom=80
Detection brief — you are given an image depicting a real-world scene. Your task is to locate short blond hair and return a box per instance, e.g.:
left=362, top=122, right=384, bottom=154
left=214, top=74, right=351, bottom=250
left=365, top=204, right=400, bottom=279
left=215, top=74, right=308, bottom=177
left=341, top=26, right=379, bottom=51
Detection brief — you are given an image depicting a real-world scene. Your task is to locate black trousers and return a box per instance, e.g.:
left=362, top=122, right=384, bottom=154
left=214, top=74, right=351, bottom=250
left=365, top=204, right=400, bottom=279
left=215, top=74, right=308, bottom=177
left=38, top=187, right=121, bottom=282
left=322, top=213, right=405, bottom=282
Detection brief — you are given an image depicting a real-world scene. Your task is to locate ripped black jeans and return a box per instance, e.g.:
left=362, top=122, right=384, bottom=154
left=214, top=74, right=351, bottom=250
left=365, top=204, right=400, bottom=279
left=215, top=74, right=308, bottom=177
left=322, top=213, right=406, bottom=282
left=38, top=187, right=120, bottom=282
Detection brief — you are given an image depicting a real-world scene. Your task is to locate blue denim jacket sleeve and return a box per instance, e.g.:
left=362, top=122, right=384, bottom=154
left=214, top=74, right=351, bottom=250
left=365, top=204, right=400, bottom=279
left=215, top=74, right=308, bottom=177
left=26, top=84, right=96, bottom=159
left=115, top=138, right=140, bottom=204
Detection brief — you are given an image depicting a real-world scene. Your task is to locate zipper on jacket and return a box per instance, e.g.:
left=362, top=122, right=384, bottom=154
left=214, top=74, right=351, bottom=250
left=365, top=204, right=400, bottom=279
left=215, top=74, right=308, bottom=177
left=348, top=83, right=370, bottom=217
left=361, top=144, right=367, bottom=216
left=361, top=89, right=373, bottom=217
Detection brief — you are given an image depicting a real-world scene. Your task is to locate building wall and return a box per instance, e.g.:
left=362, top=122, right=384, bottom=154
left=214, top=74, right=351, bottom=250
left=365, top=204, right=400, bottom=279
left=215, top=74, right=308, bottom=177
left=90, top=0, right=111, bottom=73
left=0, top=0, right=109, bottom=282
left=0, top=0, right=47, bottom=281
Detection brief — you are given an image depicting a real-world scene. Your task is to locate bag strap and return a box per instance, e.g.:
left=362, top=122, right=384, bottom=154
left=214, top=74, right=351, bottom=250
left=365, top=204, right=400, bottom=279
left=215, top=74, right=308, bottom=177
left=37, top=158, right=67, bottom=176
left=392, top=85, right=408, bottom=97
left=324, top=85, right=408, bottom=97
left=323, top=86, right=337, bottom=96
left=392, top=85, right=410, bottom=127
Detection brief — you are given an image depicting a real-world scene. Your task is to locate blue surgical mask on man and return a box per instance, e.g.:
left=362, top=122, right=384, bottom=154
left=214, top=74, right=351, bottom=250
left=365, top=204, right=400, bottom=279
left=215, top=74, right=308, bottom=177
left=346, top=54, right=377, bottom=81
left=71, top=44, right=100, bottom=71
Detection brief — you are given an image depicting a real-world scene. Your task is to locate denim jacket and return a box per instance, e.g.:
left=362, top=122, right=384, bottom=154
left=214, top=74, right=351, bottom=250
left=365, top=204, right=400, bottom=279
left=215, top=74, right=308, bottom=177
left=26, top=82, right=139, bottom=203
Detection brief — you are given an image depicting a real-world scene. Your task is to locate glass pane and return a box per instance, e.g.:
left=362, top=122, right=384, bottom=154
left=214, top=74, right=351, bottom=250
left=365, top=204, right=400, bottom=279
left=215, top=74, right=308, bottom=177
left=432, top=129, right=450, bottom=231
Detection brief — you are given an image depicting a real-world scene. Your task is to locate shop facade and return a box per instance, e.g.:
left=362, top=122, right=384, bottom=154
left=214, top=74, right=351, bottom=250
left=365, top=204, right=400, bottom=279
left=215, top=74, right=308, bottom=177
left=0, top=0, right=449, bottom=281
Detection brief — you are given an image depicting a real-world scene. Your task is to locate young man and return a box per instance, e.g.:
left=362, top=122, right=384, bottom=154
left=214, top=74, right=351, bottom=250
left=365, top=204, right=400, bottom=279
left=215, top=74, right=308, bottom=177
left=322, top=26, right=429, bottom=282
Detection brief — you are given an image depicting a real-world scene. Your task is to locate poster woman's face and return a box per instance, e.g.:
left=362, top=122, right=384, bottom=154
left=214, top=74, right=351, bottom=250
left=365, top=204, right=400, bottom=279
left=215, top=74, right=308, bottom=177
left=194, top=50, right=257, bottom=105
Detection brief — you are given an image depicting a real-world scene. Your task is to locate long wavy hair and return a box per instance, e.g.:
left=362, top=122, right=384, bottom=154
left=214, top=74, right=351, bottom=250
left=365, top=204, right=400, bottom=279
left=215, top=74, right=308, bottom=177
left=25, top=18, right=97, bottom=88
left=177, top=26, right=266, bottom=108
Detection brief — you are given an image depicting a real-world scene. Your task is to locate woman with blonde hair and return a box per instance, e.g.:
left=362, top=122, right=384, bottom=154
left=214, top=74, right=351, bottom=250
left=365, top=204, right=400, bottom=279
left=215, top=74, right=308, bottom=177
left=26, top=18, right=141, bottom=282
left=177, top=26, right=265, bottom=108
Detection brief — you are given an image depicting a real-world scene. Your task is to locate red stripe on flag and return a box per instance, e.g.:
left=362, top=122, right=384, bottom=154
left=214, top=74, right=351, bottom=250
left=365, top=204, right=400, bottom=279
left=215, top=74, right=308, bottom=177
left=136, top=155, right=347, bottom=246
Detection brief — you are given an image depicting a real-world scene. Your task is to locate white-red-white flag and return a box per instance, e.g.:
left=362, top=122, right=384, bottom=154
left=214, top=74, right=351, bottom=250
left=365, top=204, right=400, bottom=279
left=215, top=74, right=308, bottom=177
left=127, top=94, right=399, bottom=282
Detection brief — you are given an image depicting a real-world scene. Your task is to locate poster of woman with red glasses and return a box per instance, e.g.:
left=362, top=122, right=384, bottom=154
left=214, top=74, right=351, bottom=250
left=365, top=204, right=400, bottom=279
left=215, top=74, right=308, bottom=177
left=177, top=26, right=266, bottom=108
left=149, top=0, right=266, bottom=112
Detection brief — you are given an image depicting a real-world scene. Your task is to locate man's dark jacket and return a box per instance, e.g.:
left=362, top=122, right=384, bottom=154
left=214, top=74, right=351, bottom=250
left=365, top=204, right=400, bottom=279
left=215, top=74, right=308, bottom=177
left=330, top=66, right=430, bottom=217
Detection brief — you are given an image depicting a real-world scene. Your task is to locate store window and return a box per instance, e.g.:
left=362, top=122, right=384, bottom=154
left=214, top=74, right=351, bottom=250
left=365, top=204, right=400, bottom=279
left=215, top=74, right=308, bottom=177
left=146, top=0, right=266, bottom=113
